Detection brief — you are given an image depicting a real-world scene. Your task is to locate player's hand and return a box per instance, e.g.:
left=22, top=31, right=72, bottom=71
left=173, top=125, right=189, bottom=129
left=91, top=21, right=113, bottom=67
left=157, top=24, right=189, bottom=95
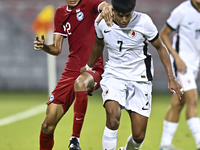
left=34, top=35, right=45, bottom=51
left=175, top=57, right=187, bottom=74
left=80, top=66, right=86, bottom=74
left=168, top=79, right=184, bottom=100
left=96, top=5, right=114, bottom=27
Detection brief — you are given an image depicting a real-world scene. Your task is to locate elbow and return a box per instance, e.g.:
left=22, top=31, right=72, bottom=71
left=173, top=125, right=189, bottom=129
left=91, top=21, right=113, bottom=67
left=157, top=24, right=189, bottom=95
left=53, top=48, right=62, bottom=56
left=54, top=50, right=61, bottom=56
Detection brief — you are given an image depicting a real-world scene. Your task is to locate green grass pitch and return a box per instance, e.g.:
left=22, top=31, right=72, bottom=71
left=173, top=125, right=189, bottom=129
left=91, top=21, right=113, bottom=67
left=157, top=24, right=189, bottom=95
left=0, top=91, right=199, bottom=150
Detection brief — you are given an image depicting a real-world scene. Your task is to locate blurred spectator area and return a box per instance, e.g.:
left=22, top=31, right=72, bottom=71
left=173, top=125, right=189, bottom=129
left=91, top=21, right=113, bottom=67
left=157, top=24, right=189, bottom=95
left=1, top=0, right=198, bottom=92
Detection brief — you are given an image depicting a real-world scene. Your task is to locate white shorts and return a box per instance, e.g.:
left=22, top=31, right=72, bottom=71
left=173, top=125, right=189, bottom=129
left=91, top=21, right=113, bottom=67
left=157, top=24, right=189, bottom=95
left=177, top=69, right=198, bottom=92
left=100, top=76, right=153, bottom=118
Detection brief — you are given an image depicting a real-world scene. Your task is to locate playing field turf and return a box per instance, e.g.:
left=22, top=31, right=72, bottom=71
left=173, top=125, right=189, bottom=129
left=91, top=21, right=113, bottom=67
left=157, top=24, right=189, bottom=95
left=0, top=91, right=199, bottom=150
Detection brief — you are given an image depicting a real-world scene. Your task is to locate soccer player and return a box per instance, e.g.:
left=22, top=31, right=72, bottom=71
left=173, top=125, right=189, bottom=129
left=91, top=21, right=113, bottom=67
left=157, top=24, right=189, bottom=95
left=33, top=0, right=113, bottom=150
left=159, top=0, right=200, bottom=150
left=82, top=0, right=184, bottom=149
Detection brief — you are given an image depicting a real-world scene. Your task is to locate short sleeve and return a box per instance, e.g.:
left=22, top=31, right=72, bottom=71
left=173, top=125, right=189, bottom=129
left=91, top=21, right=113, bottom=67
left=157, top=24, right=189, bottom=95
left=94, top=14, right=104, bottom=39
left=54, top=8, right=62, bottom=33
left=53, top=7, right=68, bottom=37
left=90, top=0, right=104, bottom=14
left=143, top=14, right=158, bottom=42
left=166, top=3, right=186, bottom=30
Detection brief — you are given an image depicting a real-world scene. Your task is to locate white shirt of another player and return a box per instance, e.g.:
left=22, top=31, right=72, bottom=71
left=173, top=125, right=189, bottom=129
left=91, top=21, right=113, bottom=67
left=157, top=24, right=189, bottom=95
left=95, top=11, right=158, bottom=81
left=167, top=0, right=200, bottom=71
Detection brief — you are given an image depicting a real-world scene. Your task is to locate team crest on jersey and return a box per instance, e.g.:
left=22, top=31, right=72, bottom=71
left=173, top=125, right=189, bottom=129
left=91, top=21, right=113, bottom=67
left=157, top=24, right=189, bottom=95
left=76, top=9, right=84, bottom=21
left=49, top=94, right=54, bottom=102
left=128, top=30, right=136, bottom=38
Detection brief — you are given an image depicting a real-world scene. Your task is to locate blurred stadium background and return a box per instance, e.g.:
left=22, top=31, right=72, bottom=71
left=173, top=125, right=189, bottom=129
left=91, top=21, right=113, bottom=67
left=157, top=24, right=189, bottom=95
left=0, top=0, right=199, bottom=92
left=0, top=0, right=199, bottom=149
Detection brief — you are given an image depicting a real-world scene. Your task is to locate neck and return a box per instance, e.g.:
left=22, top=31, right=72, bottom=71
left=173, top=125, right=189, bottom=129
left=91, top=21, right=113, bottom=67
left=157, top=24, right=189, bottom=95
left=192, top=0, right=200, bottom=11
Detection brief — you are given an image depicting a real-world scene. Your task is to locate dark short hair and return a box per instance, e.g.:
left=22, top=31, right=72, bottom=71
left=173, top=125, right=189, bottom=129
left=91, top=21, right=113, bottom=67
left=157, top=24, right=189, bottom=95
left=111, top=0, right=136, bottom=13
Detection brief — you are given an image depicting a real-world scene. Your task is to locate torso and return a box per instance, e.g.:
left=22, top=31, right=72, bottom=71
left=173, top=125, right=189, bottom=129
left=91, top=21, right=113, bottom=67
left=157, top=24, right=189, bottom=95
left=54, top=0, right=104, bottom=72
left=167, top=0, right=200, bottom=71
left=95, top=12, right=158, bottom=81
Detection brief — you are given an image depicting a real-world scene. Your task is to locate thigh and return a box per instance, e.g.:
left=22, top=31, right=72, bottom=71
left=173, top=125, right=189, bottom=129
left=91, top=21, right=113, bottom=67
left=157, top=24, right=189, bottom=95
left=42, top=103, right=65, bottom=133
left=183, top=88, right=198, bottom=103
left=45, top=103, right=64, bottom=124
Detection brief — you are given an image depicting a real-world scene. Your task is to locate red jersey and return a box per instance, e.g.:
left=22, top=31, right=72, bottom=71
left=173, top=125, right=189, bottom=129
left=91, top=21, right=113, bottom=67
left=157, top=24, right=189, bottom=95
left=54, top=0, right=104, bottom=73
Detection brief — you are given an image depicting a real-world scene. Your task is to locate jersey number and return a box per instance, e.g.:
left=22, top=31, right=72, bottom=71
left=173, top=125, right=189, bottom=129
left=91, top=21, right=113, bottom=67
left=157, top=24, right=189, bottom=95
left=63, top=22, right=72, bottom=35
left=117, top=41, right=123, bottom=52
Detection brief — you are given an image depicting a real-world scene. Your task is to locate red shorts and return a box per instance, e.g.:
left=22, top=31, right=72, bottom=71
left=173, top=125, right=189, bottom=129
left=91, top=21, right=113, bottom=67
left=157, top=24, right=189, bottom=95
left=47, top=69, right=103, bottom=113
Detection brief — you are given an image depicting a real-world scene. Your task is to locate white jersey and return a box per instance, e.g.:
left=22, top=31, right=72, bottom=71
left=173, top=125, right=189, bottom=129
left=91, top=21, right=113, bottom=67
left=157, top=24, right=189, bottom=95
left=167, top=0, right=200, bottom=71
left=95, top=11, right=158, bottom=81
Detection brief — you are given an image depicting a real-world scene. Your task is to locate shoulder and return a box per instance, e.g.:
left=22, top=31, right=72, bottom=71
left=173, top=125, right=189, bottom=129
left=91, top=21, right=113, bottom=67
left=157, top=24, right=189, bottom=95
left=83, top=0, right=103, bottom=9
left=133, top=12, right=154, bottom=26
left=56, top=4, right=67, bottom=11
left=133, top=12, right=151, bottom=22
left=95, top=13, right=106, bottom=27
left=55, top=4, right=67, bottom=15
left=171, top=1, right=189, bottom=15
left=178, top=0, right=190, bottom=8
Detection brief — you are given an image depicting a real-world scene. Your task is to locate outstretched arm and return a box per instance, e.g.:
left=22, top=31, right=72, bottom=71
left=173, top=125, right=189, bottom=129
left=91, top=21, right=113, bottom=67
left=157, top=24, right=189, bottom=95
left=160, top=25, right=187, bottom=73
left=151, top=36, right=183, bottom=99
left=81, top=37, right=104, bottom=73
left=97, top=2, right=114, bottom=27
left=33, top=34, right=64, bottom=56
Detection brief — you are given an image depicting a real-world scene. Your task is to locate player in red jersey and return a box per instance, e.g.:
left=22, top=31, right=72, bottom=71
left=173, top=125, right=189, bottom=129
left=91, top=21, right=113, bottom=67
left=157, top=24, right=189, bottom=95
left=33, top=0, right=113, bottom=150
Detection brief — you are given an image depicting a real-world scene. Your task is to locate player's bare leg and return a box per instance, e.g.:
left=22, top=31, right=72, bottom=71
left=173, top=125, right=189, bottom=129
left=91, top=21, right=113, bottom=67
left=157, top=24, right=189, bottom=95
left=184, top=89, right=200, bottom=149
left=159, top=94, right=184, bottom=149
left=69, top=72, right=95, bottom=150
left=160, top=89, right=200, bottom=149
left=165, top=94, right=185, bottom=122
left=40, top=103, right=64, bottom=150
left=102, top=101, right=121, bottom=150
left=123, top=111, right=147, bottom=150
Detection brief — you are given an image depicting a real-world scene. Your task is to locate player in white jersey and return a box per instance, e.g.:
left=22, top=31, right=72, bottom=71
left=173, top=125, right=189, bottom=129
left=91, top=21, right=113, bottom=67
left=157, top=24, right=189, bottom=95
left=159, top=0, right=200, bottom=150
left=81, top=0, right=183, bottom=149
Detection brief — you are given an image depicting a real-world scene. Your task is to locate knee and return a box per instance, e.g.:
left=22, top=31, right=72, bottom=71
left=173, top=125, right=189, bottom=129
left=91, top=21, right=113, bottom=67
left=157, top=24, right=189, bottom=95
left=171, top=101, right=184, bottom=111
left=74, top=79, right=87, bottom=91
left=41, top=122, right=56, bottom=133
left=187, top=97, right=198, bottom=107
left=107, top=117, right=120, bottom=130
left=132, top=131, right=145, bottom=144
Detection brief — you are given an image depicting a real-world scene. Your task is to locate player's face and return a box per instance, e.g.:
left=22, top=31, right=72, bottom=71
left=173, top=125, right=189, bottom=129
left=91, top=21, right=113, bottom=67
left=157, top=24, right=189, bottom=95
left=114, top=10, right=133, bottom=28
left=65, top=0, right=81, bottom=8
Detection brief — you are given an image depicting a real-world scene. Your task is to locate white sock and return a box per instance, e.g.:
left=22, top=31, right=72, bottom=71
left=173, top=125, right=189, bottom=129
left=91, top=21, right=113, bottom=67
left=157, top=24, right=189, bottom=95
left=187, top=117, right=200, bottom=145
left=160, top=120, right=178, bottom=146
left=125, top=134, right=143, bottom=150
left=102, top=126, right=118, bottom=150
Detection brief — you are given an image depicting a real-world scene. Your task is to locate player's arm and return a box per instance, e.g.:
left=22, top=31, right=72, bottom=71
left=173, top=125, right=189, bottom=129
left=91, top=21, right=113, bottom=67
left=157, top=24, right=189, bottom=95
left=160, top=25, right=186, bottom=73
left=97, top=2, right=114, bottom=27
left=151, top=36, right=183, bottom=99
left=81, top=37, right=104, bottom=72
left=34, top=34, right=64, bottom=56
